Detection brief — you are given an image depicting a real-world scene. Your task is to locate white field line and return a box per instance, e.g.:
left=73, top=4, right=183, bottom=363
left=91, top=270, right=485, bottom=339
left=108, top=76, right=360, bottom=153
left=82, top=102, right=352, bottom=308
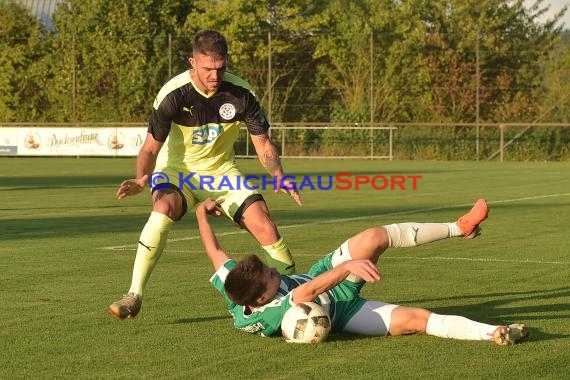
left=100, top=192, right=570, bottom=265
left=381, top=256, right=570, bottom=265
left=151, top=251, right=569, bottom=266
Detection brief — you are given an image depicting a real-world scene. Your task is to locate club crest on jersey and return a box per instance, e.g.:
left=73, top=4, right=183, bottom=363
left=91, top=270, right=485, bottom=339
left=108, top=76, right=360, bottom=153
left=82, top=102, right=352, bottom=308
left=219, top=103, right=236, bottom=120
left=192, top=125, right=223, bottom=145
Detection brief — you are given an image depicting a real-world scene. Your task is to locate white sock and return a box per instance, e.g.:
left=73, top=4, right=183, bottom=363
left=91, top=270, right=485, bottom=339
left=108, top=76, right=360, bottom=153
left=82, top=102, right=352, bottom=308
left=426, top=313, right=496, bottom=341
left=383, top=222, right=461, bottom=248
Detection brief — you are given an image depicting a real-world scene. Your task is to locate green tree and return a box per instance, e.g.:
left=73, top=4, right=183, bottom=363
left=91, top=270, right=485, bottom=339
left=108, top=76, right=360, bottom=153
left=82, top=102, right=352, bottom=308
left=310, top=0, right=565, bottom=124
left=44, top=0, right=193, bottom=122
left=181, top=0, right=326, bottom=122
left=480, top=0, right=565, bottom=122
left=311, top=0, right=375, bottom=122
left=539, top=30, right=570, bottom=122
left=0, top=1, right=47, bottom=122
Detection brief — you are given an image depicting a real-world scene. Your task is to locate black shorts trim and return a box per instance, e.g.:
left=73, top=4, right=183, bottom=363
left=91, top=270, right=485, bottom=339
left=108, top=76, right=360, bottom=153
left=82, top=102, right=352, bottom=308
left=233, top=194, right=265, bottom=224
left=151, top=183, right=187, bottom=220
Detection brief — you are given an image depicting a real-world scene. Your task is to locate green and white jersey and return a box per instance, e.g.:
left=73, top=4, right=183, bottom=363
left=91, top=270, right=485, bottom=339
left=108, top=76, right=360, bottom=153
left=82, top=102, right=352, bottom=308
left=210, top=259, right=307, bottom=337
left=210, top=253, right=368, bottom=337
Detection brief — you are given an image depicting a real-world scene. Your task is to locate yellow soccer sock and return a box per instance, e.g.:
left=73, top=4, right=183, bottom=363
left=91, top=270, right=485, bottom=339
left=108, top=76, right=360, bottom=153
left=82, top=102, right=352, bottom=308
left=261, top=238, right=296, bottom=275
left=128, top=211, right=174, bottom=296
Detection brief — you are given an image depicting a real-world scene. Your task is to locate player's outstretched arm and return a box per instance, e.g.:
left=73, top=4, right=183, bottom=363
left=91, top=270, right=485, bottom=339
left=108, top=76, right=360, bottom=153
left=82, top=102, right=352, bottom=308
left=291, top=260, right=380, bottom=304
left=116, top=132, right=163, bottom=199
left=196, top=198, right=231, bottom=271
left=250, top=133, right=302, bottom=206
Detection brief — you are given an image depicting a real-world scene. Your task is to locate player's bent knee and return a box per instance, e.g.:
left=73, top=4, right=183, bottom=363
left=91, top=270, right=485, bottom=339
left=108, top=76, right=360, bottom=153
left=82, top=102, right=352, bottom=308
left=361, top=227, right=389, bottom=251
left=389, top=306, right=430, bottom=336
left=152, top=190, right=185, bottom=220
left=406, top=308, right=430, bottom=334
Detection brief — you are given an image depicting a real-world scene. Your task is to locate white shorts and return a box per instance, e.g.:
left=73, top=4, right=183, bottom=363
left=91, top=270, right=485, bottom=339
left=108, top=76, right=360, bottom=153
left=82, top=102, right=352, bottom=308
left=326, top=239, right=400, bottom=336
left=343, top=301, right=399, bottom=336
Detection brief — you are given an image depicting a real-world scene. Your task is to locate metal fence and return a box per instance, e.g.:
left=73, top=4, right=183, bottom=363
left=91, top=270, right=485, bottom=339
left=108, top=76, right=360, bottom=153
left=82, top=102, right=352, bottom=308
left=239, top=122, right=570, bottom=161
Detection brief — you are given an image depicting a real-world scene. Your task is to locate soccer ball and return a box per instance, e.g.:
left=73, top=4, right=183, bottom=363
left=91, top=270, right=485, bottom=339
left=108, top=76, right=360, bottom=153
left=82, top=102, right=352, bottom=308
left=281, top=302, right=331, bottom=343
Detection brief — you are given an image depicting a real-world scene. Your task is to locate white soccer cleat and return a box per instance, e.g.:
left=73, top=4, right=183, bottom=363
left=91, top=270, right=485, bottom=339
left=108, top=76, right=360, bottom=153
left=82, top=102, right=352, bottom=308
left=493, top=323, right=528, bottom=345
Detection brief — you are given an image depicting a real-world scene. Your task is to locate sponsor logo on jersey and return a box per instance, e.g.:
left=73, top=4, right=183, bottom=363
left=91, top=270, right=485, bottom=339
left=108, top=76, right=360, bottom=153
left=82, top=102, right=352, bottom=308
left=239, top=322, right=264, bottom=334
left=219, top=103, right=236, bottom=120
left=192, top=125, right=223, bottom=145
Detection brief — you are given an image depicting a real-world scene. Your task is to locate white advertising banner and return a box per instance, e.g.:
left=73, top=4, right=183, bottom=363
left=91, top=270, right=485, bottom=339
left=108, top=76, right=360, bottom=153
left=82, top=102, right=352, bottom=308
left=0, top=127, right=146, bottom=156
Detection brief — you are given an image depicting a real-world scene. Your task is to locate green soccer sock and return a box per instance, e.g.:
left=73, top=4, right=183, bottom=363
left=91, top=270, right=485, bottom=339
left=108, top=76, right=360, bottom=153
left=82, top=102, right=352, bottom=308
left=261, top=238, right=296, bottom=275
left=128, top=211, right=174, bottom=297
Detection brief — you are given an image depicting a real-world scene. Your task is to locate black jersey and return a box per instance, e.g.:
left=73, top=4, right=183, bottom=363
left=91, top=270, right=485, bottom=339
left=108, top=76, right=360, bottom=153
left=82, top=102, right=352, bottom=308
left=150, top=70, right=269, bottom=173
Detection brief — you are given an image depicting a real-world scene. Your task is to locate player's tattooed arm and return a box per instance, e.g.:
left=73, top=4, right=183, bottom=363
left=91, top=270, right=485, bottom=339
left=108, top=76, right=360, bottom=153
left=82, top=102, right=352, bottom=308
left=251, top=133, right=302, bottom=206
left=251, top=133, right=283, bottom=176
left=261, top=147, right=282, bottom=175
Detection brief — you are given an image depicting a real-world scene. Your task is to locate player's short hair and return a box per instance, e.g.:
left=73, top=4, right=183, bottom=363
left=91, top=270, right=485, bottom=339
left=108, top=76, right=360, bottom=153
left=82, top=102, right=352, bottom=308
left=192, top=30, right=228, bottom=59
left=224, top=254, right=267, bottom=306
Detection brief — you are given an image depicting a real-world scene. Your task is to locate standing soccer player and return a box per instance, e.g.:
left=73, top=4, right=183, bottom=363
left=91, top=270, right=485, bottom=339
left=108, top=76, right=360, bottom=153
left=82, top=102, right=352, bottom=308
left=109, top=30, right=301, bottom=320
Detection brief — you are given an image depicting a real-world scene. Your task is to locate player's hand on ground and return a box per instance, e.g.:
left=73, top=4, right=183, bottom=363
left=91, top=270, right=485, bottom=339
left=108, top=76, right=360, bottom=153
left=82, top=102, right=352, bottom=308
left=116, top=175, right=148, bottom=199
left=276, top=176, right=302, bottom=206
left=344, top=259, right=381, bottom=282
left=200, top=198, right=225, bottom=217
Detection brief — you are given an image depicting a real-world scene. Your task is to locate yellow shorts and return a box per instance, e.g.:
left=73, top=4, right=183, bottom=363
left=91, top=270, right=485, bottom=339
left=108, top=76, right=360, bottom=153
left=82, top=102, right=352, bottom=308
left=151, top=164, right=261, bottom=222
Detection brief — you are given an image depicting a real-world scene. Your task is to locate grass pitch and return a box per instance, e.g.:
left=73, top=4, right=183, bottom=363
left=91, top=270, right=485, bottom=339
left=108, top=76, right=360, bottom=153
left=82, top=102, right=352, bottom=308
left=1, top=157, right=569, bottom=379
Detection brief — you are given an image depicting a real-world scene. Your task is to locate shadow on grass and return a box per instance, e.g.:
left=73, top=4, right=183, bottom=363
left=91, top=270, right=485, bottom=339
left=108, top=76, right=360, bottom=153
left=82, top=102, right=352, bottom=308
left=0, top=213, right=152, bottom=241
left=0, top=175, right=125, bottom=189
left=174, top=286, right=570, bottom=344
left=170, top=315, right=231, bottom=324
left=0, top=202, right=412, bottom=241
left=326, top=327, right=564, bottom=344
left=400, top=286, right=570, bottom=342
